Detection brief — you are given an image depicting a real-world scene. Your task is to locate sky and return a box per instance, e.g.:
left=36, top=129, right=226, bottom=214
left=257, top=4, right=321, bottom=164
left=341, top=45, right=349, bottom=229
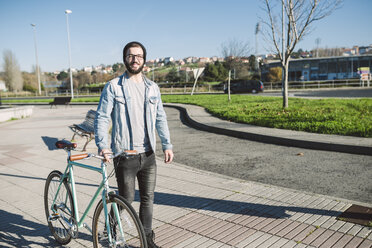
left=0, top=0, right=371, bottom=73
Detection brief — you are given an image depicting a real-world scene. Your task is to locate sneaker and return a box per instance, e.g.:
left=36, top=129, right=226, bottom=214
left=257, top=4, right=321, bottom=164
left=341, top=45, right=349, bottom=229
left=146, top=231, right=161, bottom=248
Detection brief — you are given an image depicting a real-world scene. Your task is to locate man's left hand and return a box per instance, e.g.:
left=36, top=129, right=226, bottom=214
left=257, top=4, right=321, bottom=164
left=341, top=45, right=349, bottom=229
left=164, top=150, right=174, bottom=164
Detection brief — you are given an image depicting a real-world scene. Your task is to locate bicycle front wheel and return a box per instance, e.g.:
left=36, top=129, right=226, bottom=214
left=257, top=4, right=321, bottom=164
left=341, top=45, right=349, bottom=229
left=92, top=194, right=147, bottom=248
left=44, top=170, right=75, bottom=245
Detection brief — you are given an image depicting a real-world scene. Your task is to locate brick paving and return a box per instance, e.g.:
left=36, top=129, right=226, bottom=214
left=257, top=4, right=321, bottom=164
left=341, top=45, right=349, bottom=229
left=0, top=106, right=371, bottom=247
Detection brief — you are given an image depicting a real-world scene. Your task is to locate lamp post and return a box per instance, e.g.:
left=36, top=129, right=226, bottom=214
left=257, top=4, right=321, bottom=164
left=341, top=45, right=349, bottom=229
left=31, top=24, right=41, bottom=95
left=65, top=9, right=74, bottom=98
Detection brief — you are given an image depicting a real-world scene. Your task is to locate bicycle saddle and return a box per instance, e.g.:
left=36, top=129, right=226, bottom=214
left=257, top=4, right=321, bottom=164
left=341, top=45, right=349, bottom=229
left=55, top=140, right=77, bottom=149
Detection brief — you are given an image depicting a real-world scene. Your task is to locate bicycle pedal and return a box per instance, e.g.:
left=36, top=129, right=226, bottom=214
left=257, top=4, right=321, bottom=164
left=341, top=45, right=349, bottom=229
left=48, top=213, right=60, bottom=222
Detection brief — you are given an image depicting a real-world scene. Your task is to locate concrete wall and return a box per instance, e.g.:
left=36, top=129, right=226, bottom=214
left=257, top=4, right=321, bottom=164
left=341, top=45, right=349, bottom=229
left=0, top=106, right=34, bottom=122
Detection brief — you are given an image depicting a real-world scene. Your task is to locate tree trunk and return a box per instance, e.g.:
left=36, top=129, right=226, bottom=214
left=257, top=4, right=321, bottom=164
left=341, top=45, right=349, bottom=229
left=282, top=60, right=289, bottom=108
left=228, top=70, right=231, bottom=102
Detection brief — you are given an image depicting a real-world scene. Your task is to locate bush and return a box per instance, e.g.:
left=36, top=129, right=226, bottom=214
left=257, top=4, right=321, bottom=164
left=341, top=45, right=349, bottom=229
left=23, top=84, right=37, bottom=93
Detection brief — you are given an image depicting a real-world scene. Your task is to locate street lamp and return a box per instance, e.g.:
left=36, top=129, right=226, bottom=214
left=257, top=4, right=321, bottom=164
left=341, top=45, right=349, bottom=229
left=31, top=23, right=41, bottom=95
left=65, top=9, right=74, bottom=98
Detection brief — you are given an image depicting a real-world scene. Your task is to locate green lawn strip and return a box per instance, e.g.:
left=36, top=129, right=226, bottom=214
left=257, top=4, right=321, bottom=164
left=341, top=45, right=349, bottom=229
left=161, top=94, right=372, bottom=138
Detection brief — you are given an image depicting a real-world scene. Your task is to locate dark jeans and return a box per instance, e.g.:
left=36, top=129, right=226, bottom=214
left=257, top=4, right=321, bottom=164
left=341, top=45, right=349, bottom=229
left=114, top=150, right=156, bottom=235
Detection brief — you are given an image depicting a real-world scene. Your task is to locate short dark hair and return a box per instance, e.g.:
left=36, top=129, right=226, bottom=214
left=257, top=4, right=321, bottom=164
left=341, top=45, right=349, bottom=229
left=123, top=41, right=147, bottom=63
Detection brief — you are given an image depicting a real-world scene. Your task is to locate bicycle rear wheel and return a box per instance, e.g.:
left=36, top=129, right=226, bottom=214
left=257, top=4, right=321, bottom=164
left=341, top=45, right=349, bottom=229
left=44, top=170, right=75, bottom=245
left=92, top=193, right=147, bottom=248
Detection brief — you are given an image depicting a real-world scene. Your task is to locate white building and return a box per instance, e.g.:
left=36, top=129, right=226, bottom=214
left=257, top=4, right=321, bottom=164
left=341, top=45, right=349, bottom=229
left=0, top=80, right=6, bottom=91
left=84, top=66, right=93, bottom=73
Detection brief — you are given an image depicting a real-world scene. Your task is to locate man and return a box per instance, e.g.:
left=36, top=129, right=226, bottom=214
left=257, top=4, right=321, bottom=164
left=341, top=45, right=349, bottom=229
left=94, top=41, right=173, bottom=248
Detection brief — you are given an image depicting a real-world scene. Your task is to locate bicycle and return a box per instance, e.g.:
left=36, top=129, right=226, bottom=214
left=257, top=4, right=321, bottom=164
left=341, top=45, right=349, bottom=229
left=44, top=140, right=147, bottom=248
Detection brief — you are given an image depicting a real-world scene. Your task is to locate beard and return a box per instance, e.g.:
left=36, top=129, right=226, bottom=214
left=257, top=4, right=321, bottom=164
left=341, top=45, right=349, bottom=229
left=125, top=60, right=144, bottom=74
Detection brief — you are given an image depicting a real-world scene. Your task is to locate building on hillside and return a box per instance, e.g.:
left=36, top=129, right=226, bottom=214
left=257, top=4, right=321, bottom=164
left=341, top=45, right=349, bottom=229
left=199, top=57, right=210, bottom=63
left=164, top=57, right=174, bottom=64
left=146, top=60, right=155, bottom=67
left=184, top=57, right=193, bottom=64
left=84, top=66, right=93, bottom=73
left=342, top=48, right=357, bottom=56
left=359, top=45, right=372, bottom=55
left=175, top=60, right=185, bottom=65
left=210, top=56, right=225, bottom=62
left=192, top=57, right=199, bottom=63
left=94, top=65, right=103, bottom=71
left=63, top=68, right=77, bottom=74
left=180, top=67, right=192, bottom=72
left=102, top=66, right=113, bottom=74
left=261, top=55, right=372, bottom=81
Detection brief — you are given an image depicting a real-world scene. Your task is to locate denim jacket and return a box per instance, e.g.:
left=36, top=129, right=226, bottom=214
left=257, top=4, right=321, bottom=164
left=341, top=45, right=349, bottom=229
left=94, top=72, right=172, bottom=155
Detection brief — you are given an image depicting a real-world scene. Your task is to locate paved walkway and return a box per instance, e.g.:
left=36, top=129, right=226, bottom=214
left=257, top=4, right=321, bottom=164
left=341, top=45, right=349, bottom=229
left=0, top=106, right=371, bottom=247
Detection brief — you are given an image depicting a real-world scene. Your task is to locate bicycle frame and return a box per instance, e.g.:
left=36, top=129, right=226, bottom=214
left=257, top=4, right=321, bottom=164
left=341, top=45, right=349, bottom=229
left=50, top=150, right=118, bottom=243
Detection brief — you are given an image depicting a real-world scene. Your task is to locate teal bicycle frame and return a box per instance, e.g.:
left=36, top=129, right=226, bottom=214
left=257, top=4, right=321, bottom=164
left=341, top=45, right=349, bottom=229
left=50, top=150, right=121, bottom=244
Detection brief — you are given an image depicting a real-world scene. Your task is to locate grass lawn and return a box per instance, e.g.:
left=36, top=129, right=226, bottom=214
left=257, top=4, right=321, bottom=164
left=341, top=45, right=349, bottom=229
left=162, top=94, right=372, bottom=138
left=3, top=94, right=372, bottom=137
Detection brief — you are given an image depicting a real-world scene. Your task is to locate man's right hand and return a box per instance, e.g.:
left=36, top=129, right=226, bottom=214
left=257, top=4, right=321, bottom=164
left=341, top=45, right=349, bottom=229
left=100, top=148, right=112, bottom=163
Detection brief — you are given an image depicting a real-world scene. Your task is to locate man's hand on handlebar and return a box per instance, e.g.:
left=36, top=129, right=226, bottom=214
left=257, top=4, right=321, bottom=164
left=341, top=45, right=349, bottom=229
left=100, top=148, right=112, bottom=163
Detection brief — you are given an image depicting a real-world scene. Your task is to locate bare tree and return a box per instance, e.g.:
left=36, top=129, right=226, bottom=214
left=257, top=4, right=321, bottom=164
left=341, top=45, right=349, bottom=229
left=261, top=0, right=342, bottom=108
left=2, top=50, right=23, bottom=92
left=221, top=38, right=251, bottom=101
left=221, top=38, right=251, bottom=71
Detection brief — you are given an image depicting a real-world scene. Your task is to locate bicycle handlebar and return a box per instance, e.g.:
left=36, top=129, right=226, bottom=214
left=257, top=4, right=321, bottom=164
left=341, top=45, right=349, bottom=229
left=69, top=150, right=138, bottom=162
left=69, top=153, right=112, bottom=162
left=56, top=140, right=138, bottom=162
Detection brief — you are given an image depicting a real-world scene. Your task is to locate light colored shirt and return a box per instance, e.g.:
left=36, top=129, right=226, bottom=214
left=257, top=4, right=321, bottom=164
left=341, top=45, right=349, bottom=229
left=127, top=79, right=151, bottom=153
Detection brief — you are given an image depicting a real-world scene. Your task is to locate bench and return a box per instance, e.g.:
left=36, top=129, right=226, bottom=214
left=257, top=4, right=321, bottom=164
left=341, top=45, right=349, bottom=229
left=69, top=109, right=96, bottom=151
left=49, top=97, right=72, bottom=108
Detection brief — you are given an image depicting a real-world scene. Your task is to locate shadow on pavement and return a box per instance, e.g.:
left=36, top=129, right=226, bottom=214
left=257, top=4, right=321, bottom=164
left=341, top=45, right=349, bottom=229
left=41, top=136, right=59, bottom=151
left=0, top=172, right=343, bottom=235
left=152, top=191, right=342, bottom=219
left=0, top=209, right=90, bottom=247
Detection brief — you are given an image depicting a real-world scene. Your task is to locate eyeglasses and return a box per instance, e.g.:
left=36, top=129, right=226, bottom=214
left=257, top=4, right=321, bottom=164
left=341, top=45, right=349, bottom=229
left=126, top=54, right=144, bottom=60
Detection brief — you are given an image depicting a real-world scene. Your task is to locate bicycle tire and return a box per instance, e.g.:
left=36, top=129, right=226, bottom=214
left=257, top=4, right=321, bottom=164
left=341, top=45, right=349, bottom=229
left=92, top=193, right=147, bottom=248
left=44, top=170, right=75, bottom=245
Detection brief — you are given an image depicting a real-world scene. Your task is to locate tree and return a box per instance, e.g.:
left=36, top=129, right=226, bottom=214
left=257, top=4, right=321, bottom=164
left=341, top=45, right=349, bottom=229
left=262, top=0, right=342, bottom=108
left=221, top=38, right=251, bottom=71
left=2, top=50, right=23, bottom=91
left=57, top=71, right=68, bottom=81
left=203, top=63, right=219, bottom=82
left=112, top=63, right=126, bottom=77
left=165, top=67, right=180, bottom=82
left=74, top=71, right=91, bottom=88
left=267, top=67, right=282, bottom=82
left=221, top=38, right=251, bottom=101
left=215, top=61, right=228, bottom=81
left=22, top=72, right=38, bottom=92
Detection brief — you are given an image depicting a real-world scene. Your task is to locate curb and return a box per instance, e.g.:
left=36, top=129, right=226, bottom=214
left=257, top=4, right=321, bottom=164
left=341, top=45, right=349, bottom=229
left=164, top=104, right=372, bottom=156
